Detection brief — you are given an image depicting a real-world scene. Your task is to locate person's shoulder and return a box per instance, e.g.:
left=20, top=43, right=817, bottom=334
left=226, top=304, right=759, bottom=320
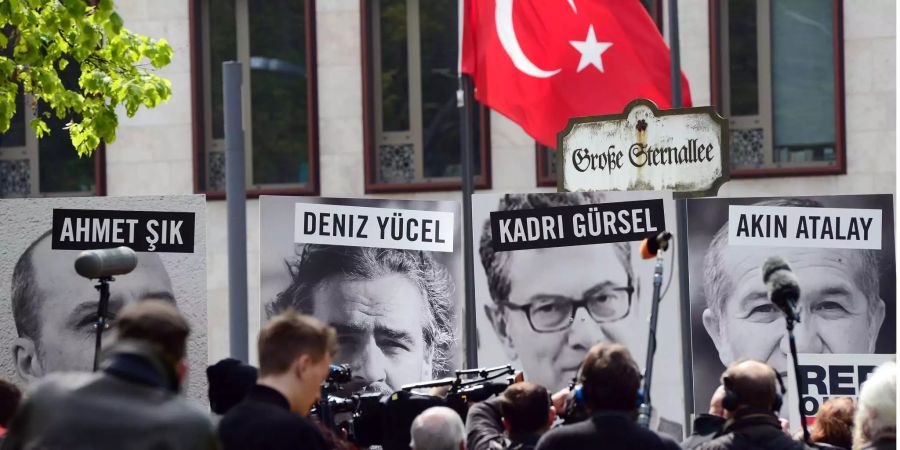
left=535, top=420, right=594, bottom=449
left=632, top=424, right=681, bottom=450
left=26, top=371, right=99, bottom=401
left=692, top=433, right=734, bottom=450
left=167, top=395, right=216, bottom=429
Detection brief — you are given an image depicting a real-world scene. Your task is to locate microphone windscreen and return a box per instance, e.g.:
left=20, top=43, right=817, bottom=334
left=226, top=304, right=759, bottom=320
left=762, top=256, right=792, bottom=284
left=74, top=246, right=138, bottom=279
left=767, top=270, right=800, bottom=312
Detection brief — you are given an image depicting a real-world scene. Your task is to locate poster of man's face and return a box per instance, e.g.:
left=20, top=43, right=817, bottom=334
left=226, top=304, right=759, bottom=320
left=0, top=196, right=208, bottom=400
left=472, top=191, right=685, bottom=434
left=686, top=194, right=896, bottom=414
left=259, top=196, right=462, bottom=396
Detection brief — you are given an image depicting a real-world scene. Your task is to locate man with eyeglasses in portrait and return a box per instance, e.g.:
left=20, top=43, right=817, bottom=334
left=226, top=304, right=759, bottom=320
left=478, top=192, right=682, bottom=438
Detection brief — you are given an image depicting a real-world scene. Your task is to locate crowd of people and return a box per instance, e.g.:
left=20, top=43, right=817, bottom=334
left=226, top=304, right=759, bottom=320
left=0, top=303, right=891, bottom=450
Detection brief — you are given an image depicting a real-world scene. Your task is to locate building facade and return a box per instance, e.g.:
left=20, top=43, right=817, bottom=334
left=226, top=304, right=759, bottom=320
left=0, top=0, right=894, bottom=363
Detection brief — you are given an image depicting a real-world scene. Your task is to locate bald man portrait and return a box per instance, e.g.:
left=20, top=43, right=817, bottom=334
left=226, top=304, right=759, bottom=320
left=9, top=231, right=176, bottom=383
left=687, top=195, right=896, bottom=414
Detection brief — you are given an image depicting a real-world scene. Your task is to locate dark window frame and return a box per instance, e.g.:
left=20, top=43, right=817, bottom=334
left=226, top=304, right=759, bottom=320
left=190, top=0, right=320, bottom=199
left=536, top=0, right=663, bottom=187
left=709, top=0, right=846, bottom=178
left=360, top=0, right=492, bottom=194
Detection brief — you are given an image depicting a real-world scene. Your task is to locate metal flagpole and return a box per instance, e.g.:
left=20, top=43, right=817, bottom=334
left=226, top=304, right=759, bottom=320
left=665, top=0, right=696, bottom=434
left=223, top=61, right=249, bottom=362
left=460, top=74, right=478, bottom=370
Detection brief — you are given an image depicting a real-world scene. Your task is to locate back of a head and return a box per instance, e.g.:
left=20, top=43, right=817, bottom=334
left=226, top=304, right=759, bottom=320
left=854, top=361, right=896, bottom=446
left=116, top=299, right=190, bottom=365
left=811, top=397, right=854, bottom=449
left=721, top=360, right=778, bottom=413
left=257, top=309, right=337, bottom=376
left=410, top=406, right=465, bottom=450
left=499, top=382, right=551, bottom=435
left=207, top=358, right=258, bottom=415
left=0, top=379, right=21, bottom=427
left=579, top=343, right=641, bottom=412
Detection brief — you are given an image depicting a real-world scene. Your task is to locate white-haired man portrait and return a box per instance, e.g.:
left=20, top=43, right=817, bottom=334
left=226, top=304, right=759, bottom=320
left=700, top=198, right=887, bottom=376
left=267, top=244, right=457, bottom=396
left=689, top=195, right=895, bottom=414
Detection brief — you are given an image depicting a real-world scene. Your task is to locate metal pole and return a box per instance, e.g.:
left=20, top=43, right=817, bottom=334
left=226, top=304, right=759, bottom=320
left=459, top=74, right=478, bottom=369
left=223, top=61, right=249, bottom=362
left=787, top=318, right=812, bottom=443
left=667, top=0, right=693, bottom=435
left=677, top=199, right=693, bottom=433
left=668, top=0, right=682, bottom=108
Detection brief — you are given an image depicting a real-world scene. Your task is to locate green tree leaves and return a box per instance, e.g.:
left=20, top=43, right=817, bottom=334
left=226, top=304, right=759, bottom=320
left=0, top=0, right=172, bottom=156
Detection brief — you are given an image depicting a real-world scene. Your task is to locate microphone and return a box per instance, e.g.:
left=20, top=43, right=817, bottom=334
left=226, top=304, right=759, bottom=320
left=74, top=246, right=138, bottom=279
left=761, top=256, right=801, bottom=321
left=639, top=231, right=673, bottom=259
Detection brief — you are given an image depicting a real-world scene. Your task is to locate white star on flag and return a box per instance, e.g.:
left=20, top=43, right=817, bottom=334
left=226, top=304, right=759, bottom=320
left=569, top=25, right=613, bottom=73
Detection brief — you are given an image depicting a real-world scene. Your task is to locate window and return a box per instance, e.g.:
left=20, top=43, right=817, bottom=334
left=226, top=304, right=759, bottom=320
left=194, top=0, right=319, bottom=197
left=363, top=0, right=491, bottom=193
left=712, top=0, right=845, bottom=177
left=536, top=0, right=662, bottom=187
left=0, top=75, right=102, bottom=198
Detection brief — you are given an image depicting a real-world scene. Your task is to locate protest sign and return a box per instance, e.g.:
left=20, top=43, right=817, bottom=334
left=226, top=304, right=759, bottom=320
left=259, top=196, right=462, bottom=397
left=787, top=353, right=894, bottom=432
left=473, top=190, right=685, bottom=439
left=685, top=194, right=895, bottom=418
left=0, top=195, right=208, bottom=400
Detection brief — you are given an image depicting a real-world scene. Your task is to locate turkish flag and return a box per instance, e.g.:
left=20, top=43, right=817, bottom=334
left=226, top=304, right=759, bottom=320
left=461, top=0, right=692, bottom=148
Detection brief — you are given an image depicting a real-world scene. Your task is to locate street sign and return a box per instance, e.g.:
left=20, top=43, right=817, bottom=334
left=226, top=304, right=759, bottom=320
left=558, top=98, right=729, bottom=197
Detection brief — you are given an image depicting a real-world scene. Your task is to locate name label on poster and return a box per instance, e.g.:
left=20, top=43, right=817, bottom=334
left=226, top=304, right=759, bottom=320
left=728, top=205, right=881, bottom=249
left=294, top=203, right=454, bottom=252
left=788, top=353, right=893, bottom=429
left=52, top=209, right=195, bottom=252
left=490, top=199, right=665, bottom=251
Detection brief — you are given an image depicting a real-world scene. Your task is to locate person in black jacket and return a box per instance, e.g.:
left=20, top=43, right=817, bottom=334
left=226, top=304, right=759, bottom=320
left=535, top=343, right=680, bottom=450
left=466, top=382, right=556, bottom=450
left=695, top=360, right=807, bottom=450
left=681, top=385, right=727, bottom=450
left=218, top=311, right=338, bottom=450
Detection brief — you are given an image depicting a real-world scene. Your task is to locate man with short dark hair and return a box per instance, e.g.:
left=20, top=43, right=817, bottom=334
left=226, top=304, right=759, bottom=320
left=467, top=382, right=556, bottom=450
left=219, top=310, right=338, bottom=450
left=695, top=360, right=806, bottom=450
left=535, top=343, right=680, bottom=450
left=2, top=300, right=216, bottom=450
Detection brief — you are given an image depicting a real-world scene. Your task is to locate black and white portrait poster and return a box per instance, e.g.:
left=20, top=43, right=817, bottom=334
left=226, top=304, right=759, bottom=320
left=685, top=194, right=896, bottom=415
left=472, top=191, right=685, bottom=439
left=0, top=195, right=208, bottom=400
left=259, top=196, right=462, bottom=397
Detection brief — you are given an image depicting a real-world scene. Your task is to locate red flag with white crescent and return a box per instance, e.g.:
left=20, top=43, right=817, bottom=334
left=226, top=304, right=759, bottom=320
left=461, top=0, right=692, bottom=148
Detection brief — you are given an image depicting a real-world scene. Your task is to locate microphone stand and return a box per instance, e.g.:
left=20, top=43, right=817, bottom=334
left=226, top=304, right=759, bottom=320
left=784, top=309, right=811, bottom=443
left=637, top=251, right=666, bottom=428
left=92, top=276, right=113, bottom=371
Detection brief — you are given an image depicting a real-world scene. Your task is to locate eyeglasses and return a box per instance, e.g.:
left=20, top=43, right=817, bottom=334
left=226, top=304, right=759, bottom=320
left=500, top=279, right=634, bottom=333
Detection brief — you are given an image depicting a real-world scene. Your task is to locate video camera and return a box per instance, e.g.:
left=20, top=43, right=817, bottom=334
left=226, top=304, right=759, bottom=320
left=312, top=364, right=516, bottom=450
